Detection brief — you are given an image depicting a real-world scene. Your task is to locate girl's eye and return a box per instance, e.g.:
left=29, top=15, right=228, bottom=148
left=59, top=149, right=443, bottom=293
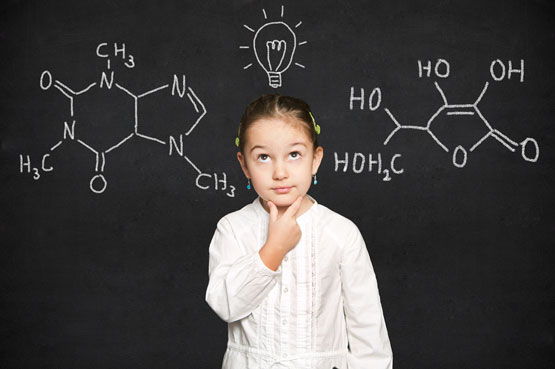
left=257, top=154, right=270, bottom=162
left=289, top=151, right=301, bottom=160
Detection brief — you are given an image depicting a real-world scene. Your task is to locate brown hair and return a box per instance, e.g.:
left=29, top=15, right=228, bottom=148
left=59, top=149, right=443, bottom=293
left=237, top=94, right=319, bottom=153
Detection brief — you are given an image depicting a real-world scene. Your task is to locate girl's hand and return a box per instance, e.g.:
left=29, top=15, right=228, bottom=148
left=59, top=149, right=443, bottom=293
left=266, top=196, right=303, bottom=253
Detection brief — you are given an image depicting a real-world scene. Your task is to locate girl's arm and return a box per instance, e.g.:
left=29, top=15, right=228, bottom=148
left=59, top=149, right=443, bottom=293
left=205, top=217, right=281, bottom=323
left=341, top=225, right=393, bottom=369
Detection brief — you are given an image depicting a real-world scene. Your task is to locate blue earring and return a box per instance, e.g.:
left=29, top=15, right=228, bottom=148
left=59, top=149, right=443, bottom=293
left=313, top=174, right=318, bottom=185
left=247, top=178, right=251, bottom=190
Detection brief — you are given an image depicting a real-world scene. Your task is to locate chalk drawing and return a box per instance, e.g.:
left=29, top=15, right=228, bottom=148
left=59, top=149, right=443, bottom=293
left=20, top=42, right=235, bottom=197
left=333, top=152, right=404, bottom=182
left=349, top=59, right=539, bottom=169
left=240, top=5, right=307, bottom=88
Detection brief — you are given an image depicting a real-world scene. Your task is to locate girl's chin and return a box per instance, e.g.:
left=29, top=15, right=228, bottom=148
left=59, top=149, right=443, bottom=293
left=261, top=196, right=290, bottom=206
left=267, top=194, right=306, bottom=207
left=273, top=200, right=294, bottom=208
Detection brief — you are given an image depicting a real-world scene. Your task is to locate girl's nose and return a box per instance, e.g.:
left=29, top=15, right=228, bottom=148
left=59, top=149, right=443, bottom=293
left=273, top=161, right=288, bottom=180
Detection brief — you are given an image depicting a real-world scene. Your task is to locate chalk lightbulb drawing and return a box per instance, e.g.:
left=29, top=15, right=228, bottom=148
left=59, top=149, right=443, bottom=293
left=241, top=5, right=307, bottom=88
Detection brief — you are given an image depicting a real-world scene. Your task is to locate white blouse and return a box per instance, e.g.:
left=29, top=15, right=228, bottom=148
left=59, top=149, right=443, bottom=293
left=205, top=196, right=393, bottom=369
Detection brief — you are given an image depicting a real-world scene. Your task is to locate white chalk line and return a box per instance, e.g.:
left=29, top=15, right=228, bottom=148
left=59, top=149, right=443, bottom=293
left=105, top=133, right=135, bottom=153
left=446, top=111, right=475, bottom=115
left=491, top=132, right=516, bottom=152
left=138, top=84, right=169, bottom=98
left=403, top=125, right=427, bottom=130
left=185, top=87, right=206, bottom=136
left=77, top=139, right=98, bottom=154
left=75, top=83, right=97, bottom=95
left=54, top=80, right=76, bottom=95
left=115, top=83, right=137, bottom=99
left=383, top=126, right=401, bottom=146
left=54, top=84, right=73, bottom=100
left=243, top=24, right=255, bottom=32
left=493, top=129, right=518, bottom=147
left=384, top=108, right=401, bottom=128
left=426, top=106, right=446, bottom=129
left=446, top=104, right=474, bottom=108
left=50, top=140, right=63, bottom=151
left=434, top=81, right=448, bottom=106
left=427, top=129, right=449, bottom=152
left=136, top=132, right=166, bottom=145
left=474, top=107, right=494, bottom=131
left=474, top=82, right=489, bottom=106
left=187, top=92, right=199, bottom=113
left=134, top=98, right=138, bottom=132
left=94, top=153, right=99, bottom=172
left=101, top=152, right=106, bottom=172
left=470, top=131, right=492, bottom=152
left=183, top=155, right=202, bottom=174
left=265, top=40, right=287, bottom=71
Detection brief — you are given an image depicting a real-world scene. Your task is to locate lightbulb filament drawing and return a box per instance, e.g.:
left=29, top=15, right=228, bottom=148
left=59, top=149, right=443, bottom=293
left=241, top=5, right=307, bottom=88
left=265, top=39, right=287, bottom=74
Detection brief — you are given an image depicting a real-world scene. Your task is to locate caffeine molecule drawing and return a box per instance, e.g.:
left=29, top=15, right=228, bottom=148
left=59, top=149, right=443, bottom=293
left=349, top=59, right=540, bottom=168
left=240, top=5, right=307, bottom=88
left=19, top=42, right=236, bottom=197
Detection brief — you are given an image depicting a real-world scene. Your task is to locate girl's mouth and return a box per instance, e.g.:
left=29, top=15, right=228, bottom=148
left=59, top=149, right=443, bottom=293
left=273, top=187, right=292, bottom=194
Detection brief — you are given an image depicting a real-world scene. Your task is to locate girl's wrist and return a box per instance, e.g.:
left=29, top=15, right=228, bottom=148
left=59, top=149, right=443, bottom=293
left=259, top=241, right=288, bottom=271
left=265, top=239, right=289, bottom=254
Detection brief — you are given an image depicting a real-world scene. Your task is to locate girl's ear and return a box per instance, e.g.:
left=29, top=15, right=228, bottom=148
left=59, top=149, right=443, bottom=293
left=312, top=146, right=324, bottom=174
left=237, top=151, right=250, bottom=178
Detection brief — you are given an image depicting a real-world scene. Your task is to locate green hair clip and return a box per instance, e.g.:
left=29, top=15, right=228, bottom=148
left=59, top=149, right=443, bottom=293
left=235, top=125, right=241, bottom=147
left=309, top=112, right=321, bottom=135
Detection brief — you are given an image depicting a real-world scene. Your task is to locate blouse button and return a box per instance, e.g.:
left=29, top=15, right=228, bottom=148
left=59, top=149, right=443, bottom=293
left=282, top=319, right=287, bottom=325
left=283, top=287, right=288, bottom=293
left=284, top=256, right=288, bottom=262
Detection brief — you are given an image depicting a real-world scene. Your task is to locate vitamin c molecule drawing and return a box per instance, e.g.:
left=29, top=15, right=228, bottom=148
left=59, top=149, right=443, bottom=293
left=349, top=59, right=540, bottom=168
left=19, top=42, right=236, bottom=197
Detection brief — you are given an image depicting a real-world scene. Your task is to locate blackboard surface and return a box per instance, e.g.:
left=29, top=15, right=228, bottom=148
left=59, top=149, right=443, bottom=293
left=1, top=0, right=554, bottom=368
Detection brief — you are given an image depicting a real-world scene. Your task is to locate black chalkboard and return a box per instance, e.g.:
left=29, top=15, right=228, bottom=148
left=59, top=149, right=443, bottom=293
left=1, top=0, right=554, bottom=368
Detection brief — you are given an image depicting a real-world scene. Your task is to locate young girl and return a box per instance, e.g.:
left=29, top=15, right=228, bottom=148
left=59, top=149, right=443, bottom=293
left=205, top=94, right=393, bottom=369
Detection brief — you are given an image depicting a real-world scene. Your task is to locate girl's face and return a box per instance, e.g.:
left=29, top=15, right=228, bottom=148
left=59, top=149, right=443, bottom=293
left=237, top=116, right=324, bottom=215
